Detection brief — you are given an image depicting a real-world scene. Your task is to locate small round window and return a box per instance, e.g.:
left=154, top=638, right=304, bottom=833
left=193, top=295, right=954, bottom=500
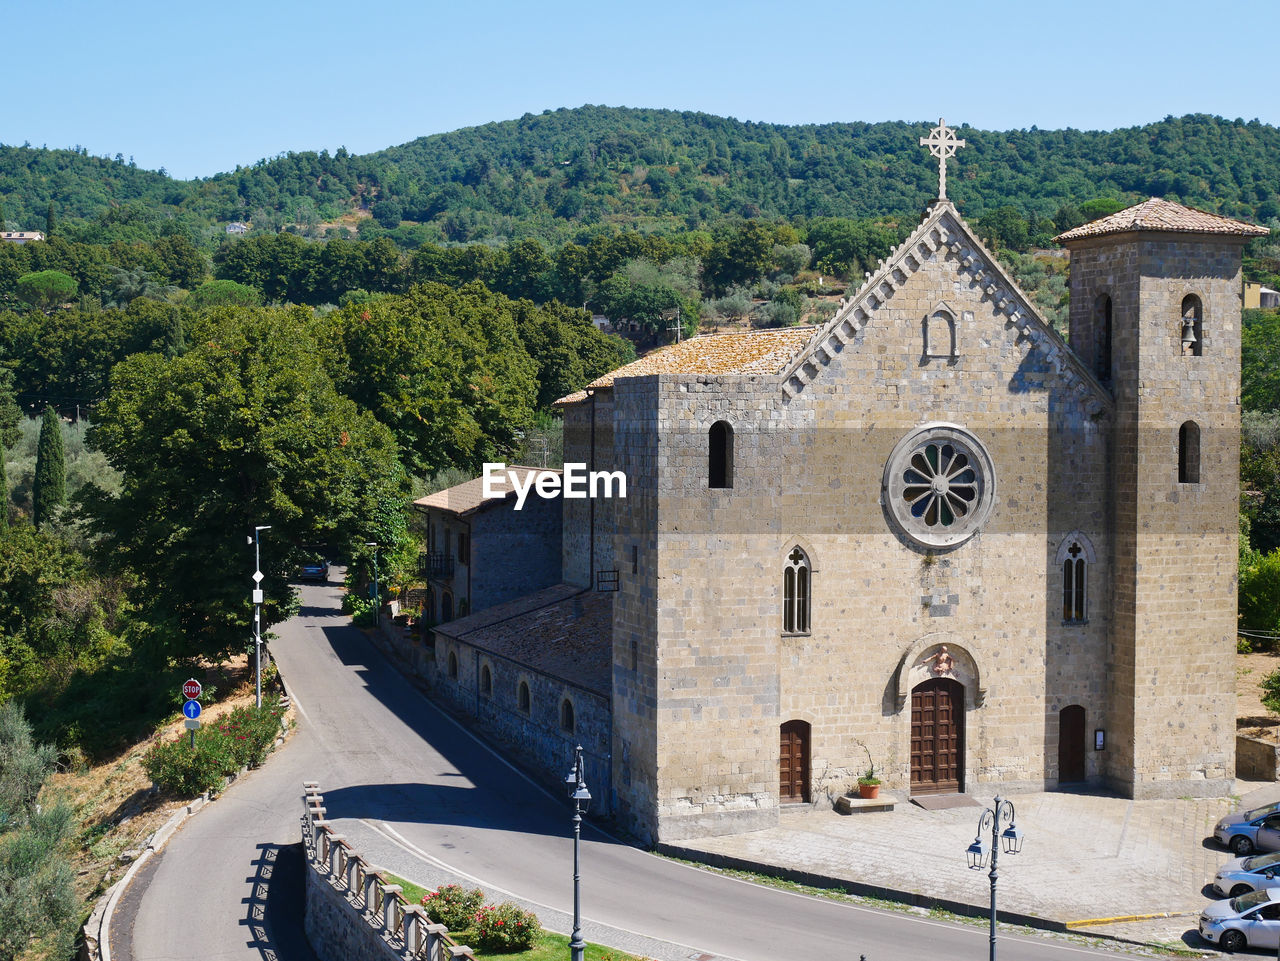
left=883, top=424, right=996, bottom=549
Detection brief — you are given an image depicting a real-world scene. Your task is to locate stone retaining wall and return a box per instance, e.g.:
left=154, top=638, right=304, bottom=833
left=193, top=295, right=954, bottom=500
left=1237, top=735, right=1279, bottom=781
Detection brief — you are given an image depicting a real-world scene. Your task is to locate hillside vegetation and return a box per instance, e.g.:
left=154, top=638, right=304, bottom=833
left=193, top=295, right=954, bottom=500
left=3, top=109, right=1279, bottom=244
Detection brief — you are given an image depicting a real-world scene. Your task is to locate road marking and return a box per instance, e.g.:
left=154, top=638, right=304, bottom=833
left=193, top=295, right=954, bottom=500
left=365, top=820, right=1146, bottom=960
left=365, top=820, right=727, bottom=961
left=1066, top=911, right=1195, bottom=928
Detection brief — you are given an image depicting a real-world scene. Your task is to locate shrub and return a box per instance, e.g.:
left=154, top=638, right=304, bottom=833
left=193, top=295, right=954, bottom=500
left=472, top=901, right=540, bottom=951
left=420, top=884, right=485, bottom=929
left=142, top=695, right=285, bottom=796
left=1263, top=670, right=1280, bottom=715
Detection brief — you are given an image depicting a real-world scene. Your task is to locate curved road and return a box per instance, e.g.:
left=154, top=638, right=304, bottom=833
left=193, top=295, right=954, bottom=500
left=117, top=581, right=1161, bottom=961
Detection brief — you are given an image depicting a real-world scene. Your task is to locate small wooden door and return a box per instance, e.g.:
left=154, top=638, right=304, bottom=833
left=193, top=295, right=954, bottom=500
left=779, top=720, right=810, bottom=803
left=1059, top=705, right=1086, bottom=783
left=911, top=678, right=964, bottom=794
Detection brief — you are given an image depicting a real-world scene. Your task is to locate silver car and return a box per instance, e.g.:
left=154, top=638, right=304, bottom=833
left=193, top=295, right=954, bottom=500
left=1214, top=802, right=1280, bottom=855
left=1200, top=887, right=1280, bottom=952
left=1213, top=852, right=1280, bottom=897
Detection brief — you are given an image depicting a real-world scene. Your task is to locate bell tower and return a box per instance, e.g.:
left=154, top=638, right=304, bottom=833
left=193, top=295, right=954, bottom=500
left=1058, top=199, right=1267, bottom=798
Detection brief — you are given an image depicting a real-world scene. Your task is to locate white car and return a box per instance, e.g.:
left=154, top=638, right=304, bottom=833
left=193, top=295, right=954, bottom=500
left=1213, top=852, right=1280, bottom=898
left=1200, top=887, right=1280, bottom=952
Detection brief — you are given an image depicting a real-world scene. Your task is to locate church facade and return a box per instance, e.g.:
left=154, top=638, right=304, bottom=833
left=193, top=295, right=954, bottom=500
left=546, top=181, right=1265, bottom=842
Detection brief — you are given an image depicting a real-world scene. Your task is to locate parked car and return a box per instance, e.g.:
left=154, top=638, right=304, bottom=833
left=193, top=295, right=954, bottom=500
left=1199, top=887, right=1280, bottom=952
left=1214, top=802, right=1280, bottom=855
left=1213, top=852, right=1280, bottom=897
left=298, top=557, right=329, bottom=583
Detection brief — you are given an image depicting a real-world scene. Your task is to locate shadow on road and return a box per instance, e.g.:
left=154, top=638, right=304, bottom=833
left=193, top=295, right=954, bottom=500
left=289, top=611, right=620, bottom=847
left=241, top=841, right=320, bottom=961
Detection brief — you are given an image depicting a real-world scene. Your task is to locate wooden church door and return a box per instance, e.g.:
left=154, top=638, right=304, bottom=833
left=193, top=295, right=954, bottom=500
left=1059, top=705, right=1086, bottom=783
left=911, top=678, right=964, bottom=794
left=779, top=720, right=810, bottom=803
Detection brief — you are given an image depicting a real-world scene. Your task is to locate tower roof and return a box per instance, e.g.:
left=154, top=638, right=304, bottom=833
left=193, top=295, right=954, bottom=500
left=1054, top=197, right=1268, bottom=243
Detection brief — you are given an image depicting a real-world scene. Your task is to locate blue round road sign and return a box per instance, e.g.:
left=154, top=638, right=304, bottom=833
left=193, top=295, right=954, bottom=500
left=183, top=699, right=202, bottom=719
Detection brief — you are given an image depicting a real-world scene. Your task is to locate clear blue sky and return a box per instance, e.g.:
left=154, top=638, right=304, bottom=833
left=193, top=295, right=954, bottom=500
left=6, top=0, right=1273, bottom=181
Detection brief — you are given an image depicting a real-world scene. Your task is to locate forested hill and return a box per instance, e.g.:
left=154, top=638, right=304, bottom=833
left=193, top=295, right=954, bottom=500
left=3, top=108, right=1279, bottom=243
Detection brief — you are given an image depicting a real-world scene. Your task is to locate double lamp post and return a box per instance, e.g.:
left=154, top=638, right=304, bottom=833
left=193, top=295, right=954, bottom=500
left=966, top=796, right=1025, bottom=961
left=565, top=744, right=591, bottom=961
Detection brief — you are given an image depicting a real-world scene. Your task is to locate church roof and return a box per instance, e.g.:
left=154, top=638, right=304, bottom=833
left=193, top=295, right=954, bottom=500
left=552, top=326, right=818, bottom=406
left=432, top=583, right=612, bottom=696
left=1054, top=197, right=1268, bottom=242
left=412, top=466, right=561, bottom=516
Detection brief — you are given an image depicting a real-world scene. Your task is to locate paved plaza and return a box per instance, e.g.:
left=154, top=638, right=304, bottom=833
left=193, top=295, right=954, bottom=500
left=663, top=781, right=1280, bottom=950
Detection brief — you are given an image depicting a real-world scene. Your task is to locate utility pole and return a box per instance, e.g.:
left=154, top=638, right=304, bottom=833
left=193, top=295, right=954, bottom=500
left=251, top=526, right=271, bottom=708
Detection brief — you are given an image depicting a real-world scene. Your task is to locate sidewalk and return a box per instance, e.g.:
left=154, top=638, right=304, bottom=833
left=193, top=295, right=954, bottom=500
left=661, top=780, right=1280, bottom=950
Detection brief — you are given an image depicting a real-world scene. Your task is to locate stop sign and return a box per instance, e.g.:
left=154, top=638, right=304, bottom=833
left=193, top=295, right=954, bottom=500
left=182, top=678, right=202, bottom=700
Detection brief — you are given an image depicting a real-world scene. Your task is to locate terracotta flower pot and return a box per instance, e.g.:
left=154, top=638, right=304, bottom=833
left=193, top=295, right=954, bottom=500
left=858, top=782, right=880, bottom=799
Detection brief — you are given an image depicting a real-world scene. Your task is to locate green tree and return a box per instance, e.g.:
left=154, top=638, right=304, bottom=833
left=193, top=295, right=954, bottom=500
left=188, top=279, right=261, bottom=310
left=0, top=702, right=75, bottom=961
left=44, top=201, right=55, bottom=237
left=14, top=271, right=76, bottom=312
left=32, top=408, right=65, bottom=529
left=83, top=307, right=404, bottom=659
left=1241, top=548, right=1280, bottom=636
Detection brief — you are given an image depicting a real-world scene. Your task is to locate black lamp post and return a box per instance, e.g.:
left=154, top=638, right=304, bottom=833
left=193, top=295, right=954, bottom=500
left=564, top=744, right=591, bottom=961
left=966, top=795, right=1024, bottom=961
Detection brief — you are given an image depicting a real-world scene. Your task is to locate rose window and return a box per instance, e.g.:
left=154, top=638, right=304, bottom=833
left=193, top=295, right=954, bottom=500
left=883, top=424, right=996, bottom=548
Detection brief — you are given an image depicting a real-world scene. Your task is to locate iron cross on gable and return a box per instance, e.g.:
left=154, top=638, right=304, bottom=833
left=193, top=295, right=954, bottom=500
left=920, top=118, right=966, bottom=201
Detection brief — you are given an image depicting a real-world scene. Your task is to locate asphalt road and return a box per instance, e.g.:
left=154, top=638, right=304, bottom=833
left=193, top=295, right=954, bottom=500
left=117, top=580, right=1168, bottom=961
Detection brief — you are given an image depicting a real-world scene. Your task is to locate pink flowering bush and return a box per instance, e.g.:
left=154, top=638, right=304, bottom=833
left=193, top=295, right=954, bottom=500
left=472, top=901, right=540, bottom=951
left=419, top=884, right=485, bottom=929
left=143, top=695, right=285, bottom=796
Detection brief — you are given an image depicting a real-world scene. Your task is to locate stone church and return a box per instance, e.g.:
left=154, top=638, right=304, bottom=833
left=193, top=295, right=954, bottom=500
left=426, top=123, right=1267, bottom=843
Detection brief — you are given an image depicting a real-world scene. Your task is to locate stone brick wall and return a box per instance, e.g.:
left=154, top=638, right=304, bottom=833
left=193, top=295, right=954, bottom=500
left=471, top=496, right=563, bottom=612
left=562, top=393, right=616, bottom=589
left=609, top=210, right=1131, bottom=841
left=1066, top=232, right=1242, bottom=799
left=428, top=636, right=612, bottom=809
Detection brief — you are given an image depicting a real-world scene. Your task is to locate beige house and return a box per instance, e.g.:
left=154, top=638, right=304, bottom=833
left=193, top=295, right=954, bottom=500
left=1, top=231, right=44, bottom=244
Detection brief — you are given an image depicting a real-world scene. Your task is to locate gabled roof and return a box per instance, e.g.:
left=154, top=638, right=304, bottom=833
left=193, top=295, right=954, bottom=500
left=552, top=327, right=817, bottom=406
left=777, top=201, right=1111, bottom=412
left=1054, top=197, right=1268, bottom=243
left=412, top=466, right=561, bottom=517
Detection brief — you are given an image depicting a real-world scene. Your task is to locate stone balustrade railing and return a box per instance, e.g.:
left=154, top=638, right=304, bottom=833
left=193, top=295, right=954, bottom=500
left=302, top=782, right=476, bottom=961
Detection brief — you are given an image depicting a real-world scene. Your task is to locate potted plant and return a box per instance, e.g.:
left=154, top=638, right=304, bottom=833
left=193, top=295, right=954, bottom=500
left=856, top=743, right=882, bottom=799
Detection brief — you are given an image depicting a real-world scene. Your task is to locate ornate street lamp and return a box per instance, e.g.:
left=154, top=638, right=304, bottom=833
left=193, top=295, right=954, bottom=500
left=966, top=796, right=1024, bottom=961
left=564, top=744, right=591, bottom=961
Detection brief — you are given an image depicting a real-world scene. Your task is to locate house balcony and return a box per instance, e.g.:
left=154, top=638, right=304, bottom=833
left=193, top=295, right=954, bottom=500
left=419, top=551, right=455, bottom=580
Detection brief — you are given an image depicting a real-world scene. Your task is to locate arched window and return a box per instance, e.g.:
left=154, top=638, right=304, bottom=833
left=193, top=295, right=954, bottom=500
left=1095, top=294, right=1113, bottom=382
left=630, top=640, right=638, bottom=671
left=924, top=309, right=956, bottom=358
left=560, top=698, right=575, bottom=733
left=1181, top=294, right=1203, bottom=356
left=447, top=651, right=458, bottom=678
left=517, top=680, right=531, bottom=714
left=782, top=546, right=810, bottom=634
left=1179, top=421, right=1200, bottom=483
left=1056, top=533, right=1096, bottom=624
left=441, top=592, right=453, bottom=623
left=480, top=663, right=492, bottom=696
left=709, top=421, right=733, bottom=489
left=457, top=598, right=469, bottom=618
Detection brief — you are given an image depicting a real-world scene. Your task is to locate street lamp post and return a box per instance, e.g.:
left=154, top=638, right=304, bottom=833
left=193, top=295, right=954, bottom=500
left=365, top=542, right=380, bottom=626
left=564, top=744, right=591, bottom=961
left=251, top=525, right=272, bottom=709
left=965, top=796, right=1024, bottom=961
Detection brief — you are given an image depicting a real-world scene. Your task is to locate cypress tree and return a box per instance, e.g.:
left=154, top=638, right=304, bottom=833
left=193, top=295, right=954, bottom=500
left=0, top=442, right=7, bottom=530
left=32, top=407, right=66, bottom=529
left=45, top=201, right=55, bottom=237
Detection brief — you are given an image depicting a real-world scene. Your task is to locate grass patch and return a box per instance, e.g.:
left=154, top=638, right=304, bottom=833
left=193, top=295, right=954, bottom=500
left=384, top=874, right=649, bottom=961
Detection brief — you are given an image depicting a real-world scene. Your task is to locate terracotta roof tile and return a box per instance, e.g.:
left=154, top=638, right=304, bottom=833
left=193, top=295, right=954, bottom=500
left=1055, top=197, right=1268, bottom=242
left=553, top=327, right=818, bottom=405
left=412, top=466, right=561, bottom=516
left=433, top=584, right=611, bottom=695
